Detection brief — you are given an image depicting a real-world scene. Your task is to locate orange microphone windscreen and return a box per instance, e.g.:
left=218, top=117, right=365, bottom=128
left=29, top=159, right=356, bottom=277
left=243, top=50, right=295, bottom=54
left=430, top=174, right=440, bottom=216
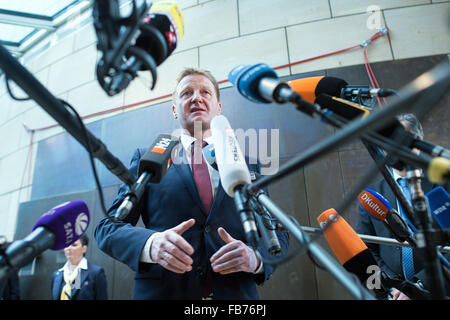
left=317, top=208, right=368, bottom=265
left=287, top=76, right=324, bottom=103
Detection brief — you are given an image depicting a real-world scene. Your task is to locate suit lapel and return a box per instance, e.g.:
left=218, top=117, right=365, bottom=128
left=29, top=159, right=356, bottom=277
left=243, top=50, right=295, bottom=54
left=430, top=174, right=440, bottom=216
left=209, top=182, right=226, bottom=218
left=54, top=271, right=64, bottom=300
left=71, top=268, right=88, bottom=300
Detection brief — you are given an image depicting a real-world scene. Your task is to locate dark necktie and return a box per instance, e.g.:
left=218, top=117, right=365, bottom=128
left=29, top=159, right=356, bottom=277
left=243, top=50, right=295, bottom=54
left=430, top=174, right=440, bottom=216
left=191, top=139, right=213, bottom=214
left=397, top=178, right=415, bottom=281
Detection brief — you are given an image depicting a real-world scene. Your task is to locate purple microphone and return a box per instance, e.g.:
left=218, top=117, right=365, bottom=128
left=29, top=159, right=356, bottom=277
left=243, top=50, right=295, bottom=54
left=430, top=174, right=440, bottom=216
left=0, top=201, right=90, bottom=282
left=32, top=200, right=90, bottom=250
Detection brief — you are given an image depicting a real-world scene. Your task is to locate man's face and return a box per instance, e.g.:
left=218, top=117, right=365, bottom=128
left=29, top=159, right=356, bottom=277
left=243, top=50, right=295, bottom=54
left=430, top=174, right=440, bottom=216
left=173, top=74, right=221, bottom=135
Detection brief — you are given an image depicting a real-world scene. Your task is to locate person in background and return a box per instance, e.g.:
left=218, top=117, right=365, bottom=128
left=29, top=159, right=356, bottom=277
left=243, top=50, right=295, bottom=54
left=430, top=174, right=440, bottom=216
left=356, top=113, right=450, bottom=299
left=1, top=241, right=20, bottom=300
left=51, top=234, right=108, bottom=300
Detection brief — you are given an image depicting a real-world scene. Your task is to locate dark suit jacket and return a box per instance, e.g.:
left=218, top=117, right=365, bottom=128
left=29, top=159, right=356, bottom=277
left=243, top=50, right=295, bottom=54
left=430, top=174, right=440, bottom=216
left=356, top=177, right=450, bottom=294
left=51, top=262, right=108, bottom=300
left=95, top=147, right=289, bottom=300
left=1, top=272, right=20, bottom=300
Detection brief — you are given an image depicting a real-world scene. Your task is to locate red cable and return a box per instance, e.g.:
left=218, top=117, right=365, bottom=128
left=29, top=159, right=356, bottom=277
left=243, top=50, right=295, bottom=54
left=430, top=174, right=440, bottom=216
left=274, top=44, right=361, bottom=71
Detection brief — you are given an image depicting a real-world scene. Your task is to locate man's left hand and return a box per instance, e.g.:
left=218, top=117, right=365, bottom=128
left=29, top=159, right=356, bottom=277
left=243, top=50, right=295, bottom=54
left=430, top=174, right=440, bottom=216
left=210, top=227, right=260, bottom=274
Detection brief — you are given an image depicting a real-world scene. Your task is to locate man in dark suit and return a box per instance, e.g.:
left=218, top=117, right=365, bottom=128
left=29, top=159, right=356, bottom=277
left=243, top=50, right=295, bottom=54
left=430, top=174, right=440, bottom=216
left=95, top=68, right=289, bottom=300
left=51, top=235, right=108, bottom=300
left=356, top=113, right=449, bottom=299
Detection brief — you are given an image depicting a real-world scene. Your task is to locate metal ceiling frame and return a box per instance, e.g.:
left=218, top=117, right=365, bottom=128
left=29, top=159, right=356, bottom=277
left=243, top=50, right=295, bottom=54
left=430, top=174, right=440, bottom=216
left=0, top=0, right=94, bottom=57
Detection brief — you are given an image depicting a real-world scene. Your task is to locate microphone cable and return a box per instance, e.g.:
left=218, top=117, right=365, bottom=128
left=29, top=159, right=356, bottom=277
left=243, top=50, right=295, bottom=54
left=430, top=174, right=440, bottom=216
left=5, top=78, right=119, bottom=223
left=57, top=99, right=119, bottom=223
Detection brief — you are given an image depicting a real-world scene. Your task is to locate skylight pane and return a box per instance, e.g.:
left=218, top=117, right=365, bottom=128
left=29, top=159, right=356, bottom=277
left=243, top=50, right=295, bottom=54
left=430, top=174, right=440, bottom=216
left=0, top=22, right=34, bottom=42
left=0, top=0, right=77, bottom=17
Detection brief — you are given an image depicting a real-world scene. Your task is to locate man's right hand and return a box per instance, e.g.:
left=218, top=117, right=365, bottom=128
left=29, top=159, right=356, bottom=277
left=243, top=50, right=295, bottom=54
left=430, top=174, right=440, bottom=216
left=150, top=219, right=195, bottom=274
left=390, top=288, right=411, bottom=300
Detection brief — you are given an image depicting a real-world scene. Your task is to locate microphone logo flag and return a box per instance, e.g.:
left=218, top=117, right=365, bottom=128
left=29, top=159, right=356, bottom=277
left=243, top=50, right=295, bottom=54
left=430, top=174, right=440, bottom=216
left=358, top=189, right=390, bottom=221
left=75, top=212, right=89, bottom=236
left=151, top=136, right=173, bottom=154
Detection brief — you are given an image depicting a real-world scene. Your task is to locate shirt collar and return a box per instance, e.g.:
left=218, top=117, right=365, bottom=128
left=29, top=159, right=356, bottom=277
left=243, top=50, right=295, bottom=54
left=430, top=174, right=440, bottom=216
left=59, top=257, right=88, bottom=272
left=393, top=170, right=403, bottom=182
left=179, top=133, right=213, bottom=153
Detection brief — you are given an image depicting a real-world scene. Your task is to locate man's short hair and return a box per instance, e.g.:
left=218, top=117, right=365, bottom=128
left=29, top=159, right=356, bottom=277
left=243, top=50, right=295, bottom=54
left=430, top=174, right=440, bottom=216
left=172, top=68, right=220, bottom=102
left=396, top=113, right=424, bottom=138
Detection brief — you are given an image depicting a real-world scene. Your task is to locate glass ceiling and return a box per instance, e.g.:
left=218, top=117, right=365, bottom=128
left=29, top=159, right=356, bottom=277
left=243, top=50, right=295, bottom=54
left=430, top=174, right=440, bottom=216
left=0, top=0, right=92, bottom=56
left=0, top=0, right=76, bottom=16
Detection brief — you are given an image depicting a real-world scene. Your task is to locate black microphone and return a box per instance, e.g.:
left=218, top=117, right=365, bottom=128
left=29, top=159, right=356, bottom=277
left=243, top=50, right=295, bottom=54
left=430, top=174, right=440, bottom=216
left=250, top=196, right=282, bottom=256
left=114, top=134, right=179, bottom=220
left=94, top=1, right=184, bottom=96
left=315, top=93, right=450, bottom=160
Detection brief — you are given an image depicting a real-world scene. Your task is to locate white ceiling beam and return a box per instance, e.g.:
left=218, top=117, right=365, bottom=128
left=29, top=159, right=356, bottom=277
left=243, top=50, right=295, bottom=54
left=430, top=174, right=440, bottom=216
left=0, top=10, right=55, bottom=30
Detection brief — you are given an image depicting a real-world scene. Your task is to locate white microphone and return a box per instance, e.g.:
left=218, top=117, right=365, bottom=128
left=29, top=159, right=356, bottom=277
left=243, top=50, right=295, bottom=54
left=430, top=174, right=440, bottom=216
left=210, top=115, right=251, bottom=196
left=210, top=115, right=258, bottom=248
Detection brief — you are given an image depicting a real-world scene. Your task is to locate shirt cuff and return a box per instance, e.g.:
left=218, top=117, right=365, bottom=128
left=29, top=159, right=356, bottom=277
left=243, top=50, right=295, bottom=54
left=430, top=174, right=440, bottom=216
left=139, top=232, right=159, bottom=263
left=253, top=250, right=264, bottom=274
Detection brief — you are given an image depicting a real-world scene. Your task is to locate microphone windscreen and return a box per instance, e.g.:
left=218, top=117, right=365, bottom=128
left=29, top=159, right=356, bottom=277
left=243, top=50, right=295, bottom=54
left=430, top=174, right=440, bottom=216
left=287, top=76, right=325, bottom=103
left=287, top=76, right=347, bottom=103
left=316, top=76, right=348, bottom=97
left=228, top=63, right=278, bottom=103
left=138, top=133, right=179, bottom=182
left=211, top=115, right=251, bottom=197
left=358, top=188, right=392, bottom=221
left=137, top=1, right=184, bottom=65
left=317, top=208, right=367, bottom=265
left=32, top=201, right=90, bottom=250
left=426, top=186, right=450, bottom=229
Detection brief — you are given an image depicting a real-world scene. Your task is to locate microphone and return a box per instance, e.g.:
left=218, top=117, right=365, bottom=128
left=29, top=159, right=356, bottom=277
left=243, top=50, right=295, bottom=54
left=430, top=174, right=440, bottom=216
left=203, top=140, right=281, bottom=254
left=210, top=115, right=258, bottom=248
left=249, top=196, right=282, bottom=256
left=288, top=75, right=397, bottom=106
left=317, top=208, right=390, bottom=299
left=94, top=1, right=184, bottom=95
left=360, top=187, right=450, bottom=270
left=358, top=189, right=416, bottom=246
left=315, top=93, right=450, bottom=160
left=134, top=1, right=184, bottom=67
left=287, top=76, right=348, bottom=104
left=426, top=186, right=450, bottom=229
left=0, top=201, right=90, bottom=283
left=114, top=134, right=179, bottom=221
left=227, top=63, right=318, bottom=115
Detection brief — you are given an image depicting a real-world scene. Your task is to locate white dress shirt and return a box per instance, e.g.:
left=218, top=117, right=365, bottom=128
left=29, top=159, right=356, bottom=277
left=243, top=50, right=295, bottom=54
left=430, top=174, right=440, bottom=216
left=59, top=257, right=88, bottom=289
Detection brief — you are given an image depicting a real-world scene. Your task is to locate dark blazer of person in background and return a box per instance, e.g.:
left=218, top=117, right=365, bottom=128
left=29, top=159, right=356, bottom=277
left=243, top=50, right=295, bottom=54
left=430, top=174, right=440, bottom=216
left=1, top=272, right=20, bottom=300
